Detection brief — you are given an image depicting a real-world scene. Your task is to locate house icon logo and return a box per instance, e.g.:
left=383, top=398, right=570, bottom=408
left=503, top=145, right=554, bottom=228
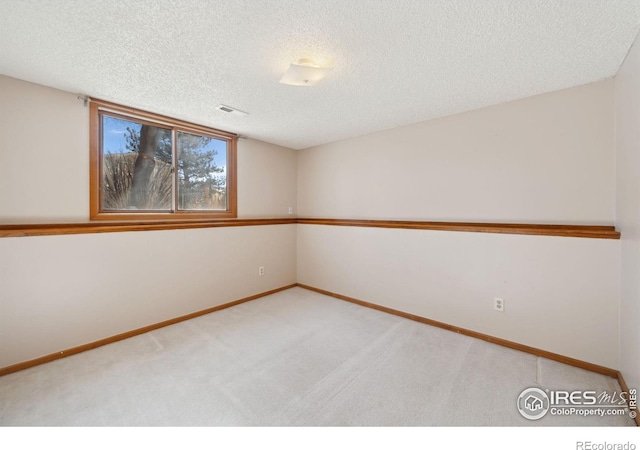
left=517, top=387, right=550, bottom=420
left=525, top=395, right=543, bottom=411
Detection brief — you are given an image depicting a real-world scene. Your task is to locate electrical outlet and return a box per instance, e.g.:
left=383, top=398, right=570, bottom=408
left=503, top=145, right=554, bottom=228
left=494, top=297, right=505, bottom=312
left=288, top=206, right=294, bottom=215
left=259, top=266, right=265, bottom=276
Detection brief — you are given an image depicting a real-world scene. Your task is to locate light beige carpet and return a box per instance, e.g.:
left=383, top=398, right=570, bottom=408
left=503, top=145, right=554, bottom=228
left=0, top=287, right=634, bottom=426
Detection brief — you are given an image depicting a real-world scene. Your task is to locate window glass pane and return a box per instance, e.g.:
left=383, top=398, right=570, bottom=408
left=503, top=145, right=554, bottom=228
left=177, top=131, right=227, bottom=211
left=101, top=115, right=172, bottom=211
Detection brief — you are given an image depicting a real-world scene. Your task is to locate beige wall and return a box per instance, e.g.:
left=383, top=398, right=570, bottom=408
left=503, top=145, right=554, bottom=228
left=297, top=225, right=619, bottom=368
left=0, top=73, right=625, bottom=371
left=0, top=76, right=298, bottom=368
left=238, top=138, right=297, bottom=218
left=0, top=75, right=89, bottom=223
left=0, top=74, right=297, bottom=223
left=615, top=31, right=640, bottom=390
left=297, top=81, right=621, bottom=368
left=0, top=225, right=296, bottom=368
left=298, top=80, right=615, bottom=224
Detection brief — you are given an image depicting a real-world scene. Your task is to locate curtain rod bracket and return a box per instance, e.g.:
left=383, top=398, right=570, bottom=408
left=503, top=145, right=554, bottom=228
left=77, top=95, right=90, bottom=107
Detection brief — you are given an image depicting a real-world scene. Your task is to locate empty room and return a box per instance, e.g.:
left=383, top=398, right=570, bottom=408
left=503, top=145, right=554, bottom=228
left=1, top=0, right=640, bottom=441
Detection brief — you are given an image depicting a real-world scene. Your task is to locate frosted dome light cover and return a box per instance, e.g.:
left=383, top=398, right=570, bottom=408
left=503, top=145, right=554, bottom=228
left=279, top=59, right=332, bottom=86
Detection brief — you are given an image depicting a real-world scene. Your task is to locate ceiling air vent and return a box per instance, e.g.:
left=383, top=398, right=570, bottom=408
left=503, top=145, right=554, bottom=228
left=215, top=104, right=248, bottom=117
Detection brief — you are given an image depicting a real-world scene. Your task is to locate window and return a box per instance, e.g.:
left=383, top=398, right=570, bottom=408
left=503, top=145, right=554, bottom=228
left=89, top=99, right=237, bottom=220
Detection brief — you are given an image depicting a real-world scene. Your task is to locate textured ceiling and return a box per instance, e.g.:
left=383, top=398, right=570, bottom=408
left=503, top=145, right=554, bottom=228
left=1, top=0, right=639, bottom=150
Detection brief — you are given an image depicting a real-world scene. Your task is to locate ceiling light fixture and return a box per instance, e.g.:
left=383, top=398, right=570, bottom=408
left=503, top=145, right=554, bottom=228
left=279, top=58, right=332, bottom=86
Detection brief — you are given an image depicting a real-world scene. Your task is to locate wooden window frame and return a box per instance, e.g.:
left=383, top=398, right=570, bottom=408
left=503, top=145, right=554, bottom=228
left=89, top=99, right=237, bottom=221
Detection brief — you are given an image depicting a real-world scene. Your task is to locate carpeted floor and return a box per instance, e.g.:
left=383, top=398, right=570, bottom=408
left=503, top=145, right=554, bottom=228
left=0, top=287, right=634, bottom=426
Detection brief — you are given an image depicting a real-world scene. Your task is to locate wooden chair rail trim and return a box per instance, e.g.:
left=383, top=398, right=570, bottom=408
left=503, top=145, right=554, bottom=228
left=0, top=218, right=297, bottom=238
left=0, top=284, right=297, bottom=377
left=0, top=217, right=620, bottom=239
left=297, top=218, right=620, bottom=239
left=296, top=283, right=620, bottom=378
